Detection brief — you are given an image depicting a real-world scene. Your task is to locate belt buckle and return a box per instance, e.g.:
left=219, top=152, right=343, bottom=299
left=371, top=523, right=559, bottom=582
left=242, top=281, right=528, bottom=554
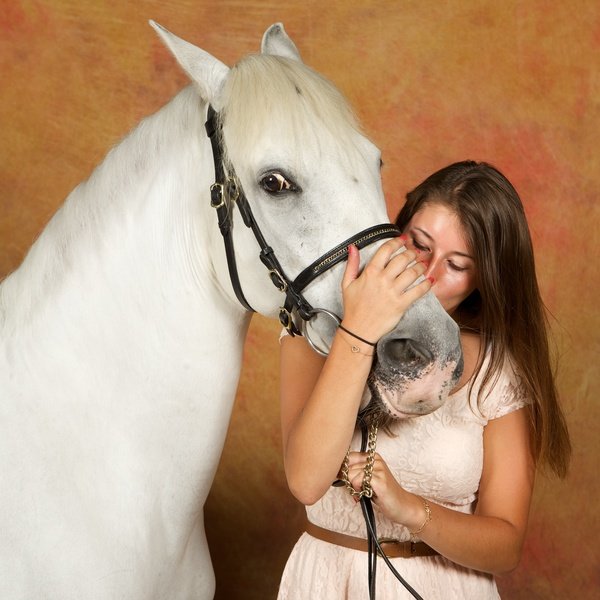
left=377, top=537, right=415, bottom=558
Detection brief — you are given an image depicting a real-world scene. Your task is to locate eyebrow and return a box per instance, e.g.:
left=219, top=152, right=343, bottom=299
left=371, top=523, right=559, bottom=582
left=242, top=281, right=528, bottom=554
left=413, top=227, right=474, bottom=260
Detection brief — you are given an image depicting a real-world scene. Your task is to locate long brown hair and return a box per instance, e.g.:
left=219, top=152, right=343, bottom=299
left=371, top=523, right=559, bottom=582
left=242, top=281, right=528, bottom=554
left=396, top=161, right=571, bottom=478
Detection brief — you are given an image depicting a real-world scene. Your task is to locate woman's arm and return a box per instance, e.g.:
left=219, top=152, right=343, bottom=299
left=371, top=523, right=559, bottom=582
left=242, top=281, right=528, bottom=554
left=280, top=331, right=373, bottom=504
left=347, top=406, right=535, bottom=575
left=280, top=239, right=430, bottom=505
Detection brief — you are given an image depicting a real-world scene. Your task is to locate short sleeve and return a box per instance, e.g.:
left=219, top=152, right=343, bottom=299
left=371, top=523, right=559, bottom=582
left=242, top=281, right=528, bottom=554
left=479, top=360, right=530, bottom=421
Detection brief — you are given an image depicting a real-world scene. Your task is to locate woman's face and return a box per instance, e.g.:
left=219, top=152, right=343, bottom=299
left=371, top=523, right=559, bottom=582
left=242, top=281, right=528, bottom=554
left=403, top=202, right=478, bottom=315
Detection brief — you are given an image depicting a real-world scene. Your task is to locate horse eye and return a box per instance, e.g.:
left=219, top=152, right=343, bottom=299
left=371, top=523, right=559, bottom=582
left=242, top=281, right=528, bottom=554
left=260, top=172, right=297, bottom=194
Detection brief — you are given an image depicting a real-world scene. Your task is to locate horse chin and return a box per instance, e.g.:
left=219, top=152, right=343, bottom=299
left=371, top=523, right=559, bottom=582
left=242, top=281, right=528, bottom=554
left=365, top=360, right=460, bottom=423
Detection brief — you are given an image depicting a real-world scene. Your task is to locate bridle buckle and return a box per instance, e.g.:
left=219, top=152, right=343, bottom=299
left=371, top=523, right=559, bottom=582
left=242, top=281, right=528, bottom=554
left=210, top=183, right=225, bottom=208
left=268, top=268, right=287, bottom=292
left=279, top=307, right=295, bottom=334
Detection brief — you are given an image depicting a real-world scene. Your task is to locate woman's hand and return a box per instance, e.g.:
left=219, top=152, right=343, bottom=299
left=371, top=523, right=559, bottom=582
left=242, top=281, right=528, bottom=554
left=341, top=237, right=431, bottom=343
left=345, top=450, right=425, bottom=531
left=347, top=408, right=535, bottom=575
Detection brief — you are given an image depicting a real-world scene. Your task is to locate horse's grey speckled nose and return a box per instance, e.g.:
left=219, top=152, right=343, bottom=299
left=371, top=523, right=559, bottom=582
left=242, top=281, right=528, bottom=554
left=367, top=291, right=463, bottom=420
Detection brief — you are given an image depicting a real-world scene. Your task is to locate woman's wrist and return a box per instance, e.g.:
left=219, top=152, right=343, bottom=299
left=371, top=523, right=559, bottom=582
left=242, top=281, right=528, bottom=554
left=408, top=496, right=432, bottom=540
left=400, top=495, right=432, bottom=540
left=336, top=326, right=376, bottom=357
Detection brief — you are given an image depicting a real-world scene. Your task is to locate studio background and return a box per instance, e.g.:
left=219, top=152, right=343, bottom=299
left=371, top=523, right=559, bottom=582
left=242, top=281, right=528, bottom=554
left=1, top=1, right=597, bottom=598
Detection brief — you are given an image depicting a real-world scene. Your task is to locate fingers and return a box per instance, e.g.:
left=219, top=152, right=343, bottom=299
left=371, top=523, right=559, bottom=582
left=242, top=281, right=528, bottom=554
left=344, top=236, right=425, bottom=293
left=346, top=452, right=380, bottom=474
left=363, top=237, right=424, bottom=286
left=346, top=452, right=384, bottom=495
left=367, top=237, right=409, bottom=270
left=388, top=260, right=428, bottom=294
left=339, top=236, right=431, bottom=342
left=346, top=451, right=365, bottom=465
left=346, top=453, right=368, bottom=492
left=341, top=244, right=360, bottom=291
left=400, top=275, right=433, bottom=304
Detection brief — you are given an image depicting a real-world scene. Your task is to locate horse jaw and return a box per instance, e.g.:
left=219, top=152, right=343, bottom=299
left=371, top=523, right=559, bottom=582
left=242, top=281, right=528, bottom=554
left=149, top=20, right=229, bottom=109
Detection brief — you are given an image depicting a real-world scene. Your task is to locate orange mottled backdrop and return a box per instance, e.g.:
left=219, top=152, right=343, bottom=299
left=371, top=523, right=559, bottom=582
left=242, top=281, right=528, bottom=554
left=1, top=1, right=598, bottom=598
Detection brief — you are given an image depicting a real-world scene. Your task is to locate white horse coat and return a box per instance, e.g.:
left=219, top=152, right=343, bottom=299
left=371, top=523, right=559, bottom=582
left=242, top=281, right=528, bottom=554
left=0, top=23, right=386, bottom=599
left=0, top=23, right=461, bottom=599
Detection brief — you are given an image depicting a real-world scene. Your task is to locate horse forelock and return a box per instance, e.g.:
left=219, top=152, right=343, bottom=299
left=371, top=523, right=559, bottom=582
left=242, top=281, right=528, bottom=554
left=219, top=54, right=367, bottom=169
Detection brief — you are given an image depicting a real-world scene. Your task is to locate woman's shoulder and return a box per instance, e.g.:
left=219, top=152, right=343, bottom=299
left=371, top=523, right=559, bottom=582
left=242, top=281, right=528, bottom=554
left=450, top=332, right=529, bottom=419
left=475, top=349, right=530, bottom=420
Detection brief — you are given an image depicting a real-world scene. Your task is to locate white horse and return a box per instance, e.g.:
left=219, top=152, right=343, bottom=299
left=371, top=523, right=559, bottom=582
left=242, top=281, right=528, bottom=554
left=0, top=22, right=462, bottom=599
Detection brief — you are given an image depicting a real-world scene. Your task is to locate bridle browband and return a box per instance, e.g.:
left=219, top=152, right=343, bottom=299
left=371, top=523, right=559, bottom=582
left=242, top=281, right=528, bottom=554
left=205, top=104, right=400, bottom=335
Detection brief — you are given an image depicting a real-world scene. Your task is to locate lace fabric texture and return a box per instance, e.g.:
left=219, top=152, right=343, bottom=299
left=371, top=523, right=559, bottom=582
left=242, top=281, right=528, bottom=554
left=278, top=356, right=528, bottom=599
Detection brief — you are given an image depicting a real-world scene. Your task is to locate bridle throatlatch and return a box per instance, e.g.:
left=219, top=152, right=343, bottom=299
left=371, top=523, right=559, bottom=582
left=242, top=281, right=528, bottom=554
left=205, top=105, right=400, bottom=332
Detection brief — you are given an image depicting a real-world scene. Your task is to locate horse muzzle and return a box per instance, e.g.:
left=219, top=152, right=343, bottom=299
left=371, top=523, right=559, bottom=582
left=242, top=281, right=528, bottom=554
left=364, top=295, right=464, bottom=419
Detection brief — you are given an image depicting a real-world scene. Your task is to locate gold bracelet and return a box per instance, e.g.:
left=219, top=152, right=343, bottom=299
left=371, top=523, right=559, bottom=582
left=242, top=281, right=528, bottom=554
left=409, top=497, right=432, bottom=540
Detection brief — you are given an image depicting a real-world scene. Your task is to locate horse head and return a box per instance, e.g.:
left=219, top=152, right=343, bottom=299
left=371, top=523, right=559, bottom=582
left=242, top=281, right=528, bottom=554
left=152, top=21, right=463, bottom=421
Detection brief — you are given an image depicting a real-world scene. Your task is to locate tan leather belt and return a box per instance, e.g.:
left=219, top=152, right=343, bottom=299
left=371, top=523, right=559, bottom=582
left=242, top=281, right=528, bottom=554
left=305, top=521, right=439, bottom=559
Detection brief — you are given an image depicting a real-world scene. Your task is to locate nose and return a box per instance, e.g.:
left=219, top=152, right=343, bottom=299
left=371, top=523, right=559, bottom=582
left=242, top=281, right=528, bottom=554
left=422, top=255, right=440, bottom=282
left=379, top=336, right=434, bottom=370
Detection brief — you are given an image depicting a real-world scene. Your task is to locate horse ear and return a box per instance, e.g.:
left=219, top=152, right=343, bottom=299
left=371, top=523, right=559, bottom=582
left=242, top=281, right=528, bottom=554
left=149, top=21, right=229, bottom=107
left=261, top=23, right=303, bottom=62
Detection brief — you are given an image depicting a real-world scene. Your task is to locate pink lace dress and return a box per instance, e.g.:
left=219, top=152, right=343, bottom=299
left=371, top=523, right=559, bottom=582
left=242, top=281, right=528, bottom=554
left=278, top=358, right=528, bottom=599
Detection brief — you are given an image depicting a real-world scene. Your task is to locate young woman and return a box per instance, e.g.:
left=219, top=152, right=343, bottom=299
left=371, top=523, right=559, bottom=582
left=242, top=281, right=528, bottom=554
left=277, top=161, right=571, bottom=599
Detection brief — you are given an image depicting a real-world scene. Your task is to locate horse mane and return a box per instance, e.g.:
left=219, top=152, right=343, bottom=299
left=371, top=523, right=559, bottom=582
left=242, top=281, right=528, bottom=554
left=220, top=54, right=367, bottom=169
left=1, top=55, right=369, bottom=329
left=0, top=87, right=203, bottom=328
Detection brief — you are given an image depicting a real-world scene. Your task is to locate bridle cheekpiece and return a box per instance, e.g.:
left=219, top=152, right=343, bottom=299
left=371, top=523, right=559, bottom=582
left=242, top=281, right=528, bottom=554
left=205, top=104, right=400, bottom=336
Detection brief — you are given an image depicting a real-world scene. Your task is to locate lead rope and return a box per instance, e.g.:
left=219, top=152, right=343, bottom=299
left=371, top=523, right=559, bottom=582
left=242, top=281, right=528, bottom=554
left=338, top=419, right=424, bottom=600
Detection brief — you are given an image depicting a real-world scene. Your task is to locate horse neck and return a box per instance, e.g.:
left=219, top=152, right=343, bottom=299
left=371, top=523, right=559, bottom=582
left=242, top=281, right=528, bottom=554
left=2, top=86, right=249, bottom=389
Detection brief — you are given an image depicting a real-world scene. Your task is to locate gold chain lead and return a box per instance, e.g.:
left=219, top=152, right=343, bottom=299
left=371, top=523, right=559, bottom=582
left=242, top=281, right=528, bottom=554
left=339, top=420, right=379, bottom=499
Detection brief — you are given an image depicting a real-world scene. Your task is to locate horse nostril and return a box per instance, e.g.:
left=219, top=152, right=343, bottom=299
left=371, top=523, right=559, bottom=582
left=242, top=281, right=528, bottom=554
left=382, top=338, right=433, bottom=366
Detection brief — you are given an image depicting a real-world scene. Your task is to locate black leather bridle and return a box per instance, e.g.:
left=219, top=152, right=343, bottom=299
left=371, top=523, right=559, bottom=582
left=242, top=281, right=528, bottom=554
left=205, top=105, right=422, bottom=600
left=205, top=105, right=400, bottom=333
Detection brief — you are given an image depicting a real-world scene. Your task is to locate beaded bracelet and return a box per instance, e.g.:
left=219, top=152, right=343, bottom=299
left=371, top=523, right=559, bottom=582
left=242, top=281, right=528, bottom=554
left=409, top=497, right=432, bottom=540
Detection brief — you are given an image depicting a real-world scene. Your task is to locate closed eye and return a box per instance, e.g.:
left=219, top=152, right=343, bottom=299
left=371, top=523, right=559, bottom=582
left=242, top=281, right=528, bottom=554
left=448, top=262, right=469, bottom=272
left=412, top=238, right=430, bottom=253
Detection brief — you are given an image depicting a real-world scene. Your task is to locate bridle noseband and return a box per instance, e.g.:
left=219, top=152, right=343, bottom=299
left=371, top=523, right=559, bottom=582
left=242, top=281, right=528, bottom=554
left=205, top=105, right=400, bottom=333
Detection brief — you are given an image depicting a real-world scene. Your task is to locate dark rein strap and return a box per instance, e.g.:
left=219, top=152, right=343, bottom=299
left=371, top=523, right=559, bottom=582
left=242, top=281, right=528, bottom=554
left=205, top=104, right=400, bottom=333
left=357, top=421, right=424, bottom=600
